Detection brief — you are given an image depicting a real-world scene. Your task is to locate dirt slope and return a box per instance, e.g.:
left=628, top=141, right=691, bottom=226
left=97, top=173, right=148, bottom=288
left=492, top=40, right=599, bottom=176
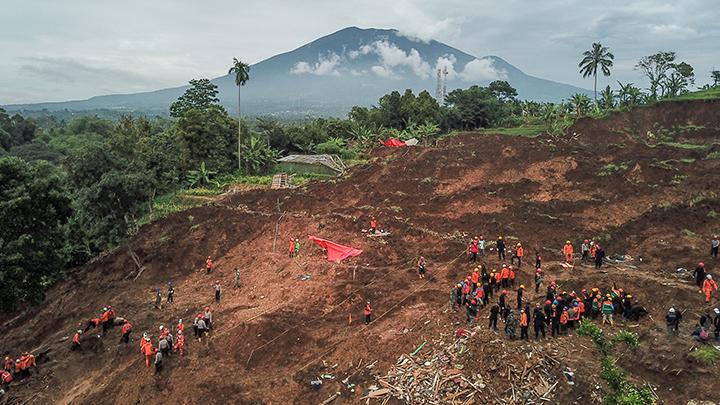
left=1, top=100, right=720, bottom=404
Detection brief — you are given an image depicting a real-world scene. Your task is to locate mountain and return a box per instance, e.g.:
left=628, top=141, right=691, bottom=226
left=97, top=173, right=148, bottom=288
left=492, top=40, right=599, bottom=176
left=4, top=27, right=591, bottom=117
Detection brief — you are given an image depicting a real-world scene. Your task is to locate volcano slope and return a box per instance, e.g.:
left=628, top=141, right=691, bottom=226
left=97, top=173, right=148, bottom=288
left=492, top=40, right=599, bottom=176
left=1, top=99, right=720, bottom=404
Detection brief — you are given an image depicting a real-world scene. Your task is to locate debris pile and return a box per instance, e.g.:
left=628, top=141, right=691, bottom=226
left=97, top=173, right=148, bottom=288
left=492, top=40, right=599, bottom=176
left=367, top=333, right=561, bottom=404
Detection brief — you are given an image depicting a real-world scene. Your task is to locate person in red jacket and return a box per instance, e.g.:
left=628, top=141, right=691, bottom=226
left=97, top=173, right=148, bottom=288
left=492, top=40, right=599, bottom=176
left=71, top=330, right=82, bottom=351
left=471, top=268, right=480, bottom=285
left=509, top=266, right=516, bottom=287
left=703, top=275, right=718, bottom=303
left=417, top=256, right=427, bottom=279
left=364, top=301, right=373, bottom=324
left=370, top=216, right=378, bottom=234
left=206, top=256, right=213, bottom=274
left=1, top=369, right=12, bottom=391
left=563, top=241, right=574, bottom=263
left=468, top=237, right=479, bottom=262
left=84, top=317, right=100, bottom=333
left=514, top=243, right=524, bottom=267
left=177, top=319, right=185, bottom=335
left=121, top=320, right=133, bottom=344
left=174, top=330, right=185, bottom=356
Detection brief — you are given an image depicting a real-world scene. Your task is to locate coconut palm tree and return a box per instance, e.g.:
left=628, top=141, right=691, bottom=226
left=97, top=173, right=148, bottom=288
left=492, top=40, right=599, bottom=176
left=228, top=58, right=251, bottom=170
left=579, top=42, right=615, bottom=102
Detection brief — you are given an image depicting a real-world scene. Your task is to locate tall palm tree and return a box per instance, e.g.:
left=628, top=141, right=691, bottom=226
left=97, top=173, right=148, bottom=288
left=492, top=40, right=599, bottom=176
left=579, top=42, right=614, bottom=102
left=228, top=58, right=251, bottom=170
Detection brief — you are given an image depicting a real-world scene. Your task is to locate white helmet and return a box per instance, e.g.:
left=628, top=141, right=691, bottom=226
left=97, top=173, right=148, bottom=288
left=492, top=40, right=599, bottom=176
left=707, top=274, right=713, bottom=280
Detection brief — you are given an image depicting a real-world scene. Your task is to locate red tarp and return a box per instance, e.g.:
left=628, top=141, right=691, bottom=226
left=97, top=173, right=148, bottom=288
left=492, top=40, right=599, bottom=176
left=309, top=236, right=363, bottom=262
left=380, top=138, right=407, bottom=147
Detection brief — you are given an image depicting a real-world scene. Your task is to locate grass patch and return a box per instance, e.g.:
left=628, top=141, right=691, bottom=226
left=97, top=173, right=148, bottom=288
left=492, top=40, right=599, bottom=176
left=671, top=174, right=687, bottom=185
left=689, top=345, right=720, bottom=366
left=478, top=124, right=546, bottom=137
left=598, top=162, right=630, bottom=176
left=682, top=229, right=697, bottom=237
left=659, top=141, right=710, bottom=151
left=706, top=151, right=720, bottom=160
left=708, top=210, right=718, bottom=218
left=672, top=86, right=720, bottom=101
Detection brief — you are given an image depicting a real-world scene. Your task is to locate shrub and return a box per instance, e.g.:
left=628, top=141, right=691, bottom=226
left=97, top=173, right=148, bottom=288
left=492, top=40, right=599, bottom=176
left=613, top=330, right=640, bottom=349
left=689, top=345, right=720, bottom=366
left=598, top=162, right=629, bottom=176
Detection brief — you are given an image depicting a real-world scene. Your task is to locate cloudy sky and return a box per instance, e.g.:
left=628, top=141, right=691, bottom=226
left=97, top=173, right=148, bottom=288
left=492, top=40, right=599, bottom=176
left=1, top=0, right=718, bottom=104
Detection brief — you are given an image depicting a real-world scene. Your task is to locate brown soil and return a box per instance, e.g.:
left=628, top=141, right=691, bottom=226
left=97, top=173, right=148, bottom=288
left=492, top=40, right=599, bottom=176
left=2, top=100, right=720, bottom=404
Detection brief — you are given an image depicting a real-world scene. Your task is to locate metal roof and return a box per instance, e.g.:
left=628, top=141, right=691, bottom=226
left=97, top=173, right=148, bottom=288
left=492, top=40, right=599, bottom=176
left=277, top=154, right=345, bottom=173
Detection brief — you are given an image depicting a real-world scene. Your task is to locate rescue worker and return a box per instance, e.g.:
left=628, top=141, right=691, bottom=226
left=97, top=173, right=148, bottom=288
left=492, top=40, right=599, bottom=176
left=195, top=316, right=208, bottom=341
left=468, top=237, right=479, bottom=262
left=534, top=269, right=543, bottom=293
left=154, top=349, right=163, bottom=374
left=519, top=309, right=529, bottom=340
left=601, top=295, right=614, bottom=325
left=703, top=274, right=718, bottom=303
left=158, top=335, right=170, bottom=357
left=121, top=320, right=133, bottom=344
left=712, top=236, right=719, bottom=259
left=214, top=280, right=222, bottom=303
left=203, top=307, right=213, bottom=329
left=177, top=319, right=185, bottom=335
left=590, top=241, right=598, bottom=260
left=489, top=304, right=500, bottom=330
left=713, top=308, right=720, bottom=340
left=694, top=262, right=707, bottom=288
left=496, top=236, right=506, bottom=260
left=466, top=299, right=478, bottom=327
left=364, top=301, right=373, bottom=324
left=595, top=245, right=605, bottom=269
left=154, top=288, right=162, bottom=309
left=512, top=243, right=524, bottom=267
left=535, top=252, right=542, bottom=269
left=509, top=266, right=516, bottom=287
left=478, top=235, right=486, bottom=256
left=167, top=284, right=175, bottom=303
left=101, top=307, right=111, bottom=335
left=533, top=305, right=546, bottom=339
left=294, top=238, right=301, bottom=257
left=3, top=357, right=13, bottom=372
left=174, top=330, right=185, bottom=356
left=559, top=307, right=569, bottom=334
left=581, top=240, right=590, bottom=262
left=563, top=241, right=574, bottom=263
left=84, top=317, right=100, bottom=332
left=71, top=330, right=82, bottom=351
left=140, top=335, right=153, bottom=367
left=498, top=290, right=507, bottom=315
left=1, top=368, right=12, bottom=391
left=288, top=238, right=296, bottom=257
left=500, top=265, right=510, bottom=288
left=234, top=267, right=241, bottom=288
left=450, top=284, right=461, bottom=311
left=370, top=216, right=378, bottom=234
left=417, top=256, right=427, bottom=279
left=505, top=309, right=517, bottom=340
left=206, top=255, right=213, bottom=273
left=471, top=268, right=480, bottom=285
left=666, top=306, right=681, bottom=336
left=517, top=285, right=525, bottom=310
left=551, top=304, right=561, bottom=337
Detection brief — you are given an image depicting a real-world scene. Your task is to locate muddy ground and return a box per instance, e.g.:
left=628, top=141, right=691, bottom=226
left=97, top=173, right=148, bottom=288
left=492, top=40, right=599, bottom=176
left=1, top=99, right=719, bottom=404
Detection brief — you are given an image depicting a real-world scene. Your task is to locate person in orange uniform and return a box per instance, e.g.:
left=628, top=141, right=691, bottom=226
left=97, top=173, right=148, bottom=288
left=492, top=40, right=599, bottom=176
left=515, top=243, right=524, bottom=267
left=703, top=274, right=718, bottom=303
left=1, top=368, right=12, bottom=391
left=471, top=268, right=480, bottom=285
left=140, top=335, right=154, bottom=367
left=563, top=241, right=574, bottom=263
left=519, top=309, right=529, bottom=340
left=71, top=330, right=82, bottom=351
left=100, top=307, right=111, bottom=335
left=364, top=301, right=373, bottom=324
left=3, top=357, right=13, bottom=372
left=177, top=319, right=185, bottom=335
left=205, top=256, right=213, bottom=274
left=500, top=265, right=510, bottom=288
left=288, top=238, right=295, bottom=257
left=174, top=330, right=185, bottom=356
left=121, top=320, right=133, bottom=344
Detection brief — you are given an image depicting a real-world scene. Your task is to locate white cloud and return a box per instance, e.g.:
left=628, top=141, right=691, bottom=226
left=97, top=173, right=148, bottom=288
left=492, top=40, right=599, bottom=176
left=371, top=65, right=396, bottom=78
left=647, top=24, right=698, bottom=39
left=459, top=58, right=507, bottom=82
left=290, top=52, right=342, bottom=76
left=354, top=39, right=432, bottom=79
left=397, top=17, right=458, bottom=43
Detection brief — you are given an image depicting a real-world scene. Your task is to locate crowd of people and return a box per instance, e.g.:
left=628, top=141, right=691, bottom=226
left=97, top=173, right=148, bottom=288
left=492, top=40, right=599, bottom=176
left=448, top=235, right=720, bottom=343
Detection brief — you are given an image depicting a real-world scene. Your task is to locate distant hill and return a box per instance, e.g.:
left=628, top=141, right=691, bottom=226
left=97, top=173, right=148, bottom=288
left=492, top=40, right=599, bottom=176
left=4, top=27, right=591, bottom=117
